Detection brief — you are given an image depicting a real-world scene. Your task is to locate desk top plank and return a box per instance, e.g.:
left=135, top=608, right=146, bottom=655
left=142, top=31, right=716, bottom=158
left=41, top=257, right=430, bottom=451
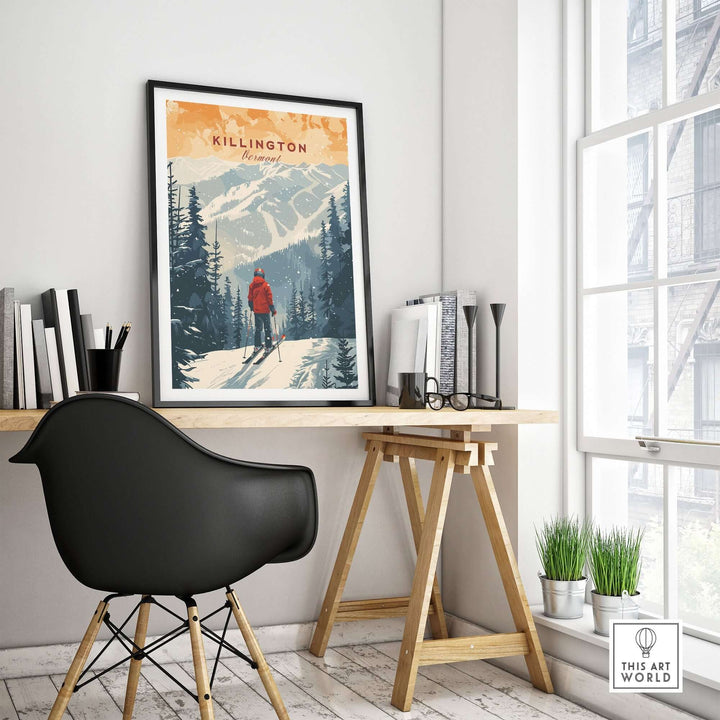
left=0, top=406, right=558, bottom=432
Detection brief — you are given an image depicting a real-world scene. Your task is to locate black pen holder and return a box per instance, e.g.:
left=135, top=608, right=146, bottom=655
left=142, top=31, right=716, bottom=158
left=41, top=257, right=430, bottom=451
left=87, top=349, right=122, bottom=392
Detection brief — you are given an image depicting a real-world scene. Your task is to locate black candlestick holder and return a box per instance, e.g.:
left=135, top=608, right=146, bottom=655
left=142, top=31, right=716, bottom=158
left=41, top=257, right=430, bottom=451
left=490, top=303, right=514, bottom=410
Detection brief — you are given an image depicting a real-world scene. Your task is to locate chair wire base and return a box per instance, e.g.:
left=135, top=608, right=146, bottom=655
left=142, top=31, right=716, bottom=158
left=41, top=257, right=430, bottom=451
left=71, top=590, right=257, bottom=702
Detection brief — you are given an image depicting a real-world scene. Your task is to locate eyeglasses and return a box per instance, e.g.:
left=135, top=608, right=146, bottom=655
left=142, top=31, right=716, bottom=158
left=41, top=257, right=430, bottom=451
left=425, top=377, right=502, bottom=410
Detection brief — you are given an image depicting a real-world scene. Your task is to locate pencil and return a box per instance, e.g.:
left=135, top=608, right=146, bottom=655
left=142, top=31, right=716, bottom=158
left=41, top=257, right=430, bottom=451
left=115, top=322, right=131, bottom=350
left=105, top=323, right=112, bottom=350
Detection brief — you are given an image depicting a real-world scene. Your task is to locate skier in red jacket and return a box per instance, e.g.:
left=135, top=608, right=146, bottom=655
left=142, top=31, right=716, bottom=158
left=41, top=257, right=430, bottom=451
left=248, top=268, right=277, bottom=352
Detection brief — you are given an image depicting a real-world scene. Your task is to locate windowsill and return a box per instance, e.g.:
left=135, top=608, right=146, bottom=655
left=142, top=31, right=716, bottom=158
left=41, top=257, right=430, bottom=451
left=531, top=603, right=720, bottom=692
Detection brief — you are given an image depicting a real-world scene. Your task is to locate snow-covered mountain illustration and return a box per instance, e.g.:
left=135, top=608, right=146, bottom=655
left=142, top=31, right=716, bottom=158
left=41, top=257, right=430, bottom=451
left=172, top=158, right=349, bottom=266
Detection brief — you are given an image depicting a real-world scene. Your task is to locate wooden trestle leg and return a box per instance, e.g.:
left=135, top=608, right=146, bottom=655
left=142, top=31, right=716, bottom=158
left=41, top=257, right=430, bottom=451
left=310, top=427, right=553, bottom=712
left=122, top=596, right=151, bottom=720
left=471, top=464, right=553, bottom=693
left=48, top=600, right=109, bottom=720
left=398, top=456, right=448, bottom=640
left=391, top=450, right=456, bottom=711
left=309, top=441, right=384, bottom=656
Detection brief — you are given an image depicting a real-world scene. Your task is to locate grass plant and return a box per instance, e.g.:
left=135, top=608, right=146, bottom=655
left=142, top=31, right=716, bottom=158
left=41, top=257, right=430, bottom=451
left=588, top=526, right=643, bottom=596
left=535, top=516, right=591, bottom=581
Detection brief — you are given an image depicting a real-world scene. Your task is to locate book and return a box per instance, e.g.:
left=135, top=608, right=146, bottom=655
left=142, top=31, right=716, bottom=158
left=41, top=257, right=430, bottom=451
left=0, top=287, right=14, bottom=409
left=41, top=289, right=79, bottom=398
left=44, top=328, right=63, bottom=403
left=81, top=313, right=95, bottom=351
left=32, top=319, right=53, bottom=409
left=19, top=304, right=37, bottom=409
left=68, top=290, right=89, bottom=391
left=13, top=302, right=24, bottom=409
left=416, top=291, right=477, bottom=395
left=418, top=293, right=457, bottom=394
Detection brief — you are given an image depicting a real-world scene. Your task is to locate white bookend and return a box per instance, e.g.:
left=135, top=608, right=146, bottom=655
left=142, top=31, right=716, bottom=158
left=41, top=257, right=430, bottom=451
left=45, top=328, right=64, bottom=403
left=54, top=290, right=79, bottom=396
left=93, top=328, right=105, bottom=349
left=13, top=302, right=24, bottom=409
left=32, top=319, right=53, bottom=409
left=19, top=304, right=36, bottom=409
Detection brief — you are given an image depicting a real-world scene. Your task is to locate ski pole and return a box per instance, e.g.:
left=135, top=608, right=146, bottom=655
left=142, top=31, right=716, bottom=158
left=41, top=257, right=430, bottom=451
left=274, top=314, right=282, bottom=362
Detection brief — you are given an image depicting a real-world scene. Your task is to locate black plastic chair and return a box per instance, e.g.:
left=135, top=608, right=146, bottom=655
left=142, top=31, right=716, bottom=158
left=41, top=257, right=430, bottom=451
left=10, top=394, right=317, bottom=720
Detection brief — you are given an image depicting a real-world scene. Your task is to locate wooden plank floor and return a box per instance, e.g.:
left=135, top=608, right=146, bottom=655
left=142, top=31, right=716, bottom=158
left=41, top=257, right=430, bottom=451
left=1, top=641, right=607, bottom=720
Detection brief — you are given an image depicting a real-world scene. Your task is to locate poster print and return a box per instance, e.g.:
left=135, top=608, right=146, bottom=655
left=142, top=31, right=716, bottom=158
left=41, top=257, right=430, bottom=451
left=148, top=81, right=375, bottom=406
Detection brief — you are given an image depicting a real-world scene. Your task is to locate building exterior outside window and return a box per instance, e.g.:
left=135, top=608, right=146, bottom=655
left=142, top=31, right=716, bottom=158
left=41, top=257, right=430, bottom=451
left=582, top=0, right=720, bottom=639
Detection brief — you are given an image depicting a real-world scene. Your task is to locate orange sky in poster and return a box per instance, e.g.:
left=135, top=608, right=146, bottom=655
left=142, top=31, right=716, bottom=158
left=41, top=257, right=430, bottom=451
left=166, top=100, right=349, bottom=166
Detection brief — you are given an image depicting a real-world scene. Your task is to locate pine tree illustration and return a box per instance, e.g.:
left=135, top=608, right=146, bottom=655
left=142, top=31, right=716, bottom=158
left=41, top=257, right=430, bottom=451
left=233, top=286, right=244, bottom=348
left=223, top=277, right=233, bottom=349
left=333, top=338, right=357, bottom=388
left=321, top=359, right=334, bottom=389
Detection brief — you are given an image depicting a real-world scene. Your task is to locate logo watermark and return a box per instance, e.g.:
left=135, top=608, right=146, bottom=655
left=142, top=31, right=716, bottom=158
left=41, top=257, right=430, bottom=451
left=609, top=620, right=683, bottom=693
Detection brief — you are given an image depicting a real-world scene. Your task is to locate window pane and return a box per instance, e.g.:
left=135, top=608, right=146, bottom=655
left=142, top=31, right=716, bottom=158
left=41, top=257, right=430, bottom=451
left=675, top=0, right=720, bottom=102
left=583, top=132, right=655, bottom=287
left=666, top=280, right=720, bottom=439
left=591, top=457, right=663, bottom=616
left=667, top=108, right=720, bottom=276
left=674, top=465, right=720, bottom=633
left=593, top=2, right=663, bottom=129
left=584, top=289, right=654, bottom=438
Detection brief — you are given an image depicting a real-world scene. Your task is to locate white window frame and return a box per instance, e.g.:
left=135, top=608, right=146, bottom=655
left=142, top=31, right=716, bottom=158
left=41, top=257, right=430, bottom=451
left=579, top=2, right=720, bottom=466
left=579, top=0, right=720, bottom=641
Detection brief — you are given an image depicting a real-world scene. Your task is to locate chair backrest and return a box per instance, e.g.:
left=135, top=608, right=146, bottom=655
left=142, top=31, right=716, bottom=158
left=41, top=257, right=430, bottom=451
left=10, top=395, right=317, bottom=596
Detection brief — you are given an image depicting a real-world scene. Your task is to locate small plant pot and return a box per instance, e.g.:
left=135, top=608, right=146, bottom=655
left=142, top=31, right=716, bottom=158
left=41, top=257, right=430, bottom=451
left=540, top=575, right=587, bottom=619
left=591, top=590, right=640, bottom=636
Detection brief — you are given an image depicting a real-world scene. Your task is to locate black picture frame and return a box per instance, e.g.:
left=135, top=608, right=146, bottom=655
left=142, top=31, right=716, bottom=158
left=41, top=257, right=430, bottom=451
left=147, top=80, right=375, bottom=407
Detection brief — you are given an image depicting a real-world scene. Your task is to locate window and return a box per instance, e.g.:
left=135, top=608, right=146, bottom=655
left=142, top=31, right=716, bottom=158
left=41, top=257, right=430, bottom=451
left=628, top=0, right=649, bottom=43
left=695, top=109, right=720, bottom=261
left=628, top=134, right=651, bottom=274
left=582, top=0, right=720, bottom=642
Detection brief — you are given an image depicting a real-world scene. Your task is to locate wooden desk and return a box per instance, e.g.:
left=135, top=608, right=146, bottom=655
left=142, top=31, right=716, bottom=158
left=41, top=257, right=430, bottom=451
left=0, top=406, right=557, bottom=432
left=0, top=405, right=558, bottom=711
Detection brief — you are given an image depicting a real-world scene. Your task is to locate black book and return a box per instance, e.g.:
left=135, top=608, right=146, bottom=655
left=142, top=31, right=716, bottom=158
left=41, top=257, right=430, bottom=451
left=41, top=289, right=68, bottom=398
left=68, top=289, right=89, bottom=391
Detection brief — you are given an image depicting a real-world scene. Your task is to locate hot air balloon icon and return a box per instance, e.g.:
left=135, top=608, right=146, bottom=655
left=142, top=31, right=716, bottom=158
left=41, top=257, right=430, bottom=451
left=635, top=627, right=657, bottom=658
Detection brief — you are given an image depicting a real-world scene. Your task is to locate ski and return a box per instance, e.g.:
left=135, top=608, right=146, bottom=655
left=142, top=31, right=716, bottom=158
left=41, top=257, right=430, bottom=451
left=254, top=335, right=286, bottom=365
left=242, top=347, right=264, bottom=364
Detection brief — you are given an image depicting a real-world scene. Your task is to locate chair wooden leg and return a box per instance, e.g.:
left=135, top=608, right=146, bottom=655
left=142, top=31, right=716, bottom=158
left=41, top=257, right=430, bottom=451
left=471, top=464, right=554, bottom=693
left=122, top=596, right=151, bottom=720
left=227, top=589, right=289, bottom=720
left=187, top=602, right=215, bottom=720
left=399, top=456, right=448, bottom=640
left=392, top=450, right=455, bottom=711
left=48, top=600, right=109, bottom=720
left=309, top=441, right=384, bottom=656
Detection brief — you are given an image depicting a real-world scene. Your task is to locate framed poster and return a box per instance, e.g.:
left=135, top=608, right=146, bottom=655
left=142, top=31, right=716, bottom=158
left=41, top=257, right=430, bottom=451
left=147, top=80, right=375, bottom=407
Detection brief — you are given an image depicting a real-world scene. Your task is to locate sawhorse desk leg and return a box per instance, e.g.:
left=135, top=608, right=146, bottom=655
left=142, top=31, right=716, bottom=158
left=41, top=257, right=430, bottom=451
left=309, top=441, right=448, bottom=657
left=310, top=429, right=553, bottom=711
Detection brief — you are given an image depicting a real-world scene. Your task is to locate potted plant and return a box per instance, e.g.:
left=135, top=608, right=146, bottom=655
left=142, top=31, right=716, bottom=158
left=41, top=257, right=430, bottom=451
left=588, top=526, right=643, bottom=636
left=536, top=516, right=591, bottom=619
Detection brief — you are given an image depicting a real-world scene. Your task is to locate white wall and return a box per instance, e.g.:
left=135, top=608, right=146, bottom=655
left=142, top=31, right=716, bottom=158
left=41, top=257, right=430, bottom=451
left=0, top=0, right=442, bottom=648
left=441, top=0, right=564, bottom=630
